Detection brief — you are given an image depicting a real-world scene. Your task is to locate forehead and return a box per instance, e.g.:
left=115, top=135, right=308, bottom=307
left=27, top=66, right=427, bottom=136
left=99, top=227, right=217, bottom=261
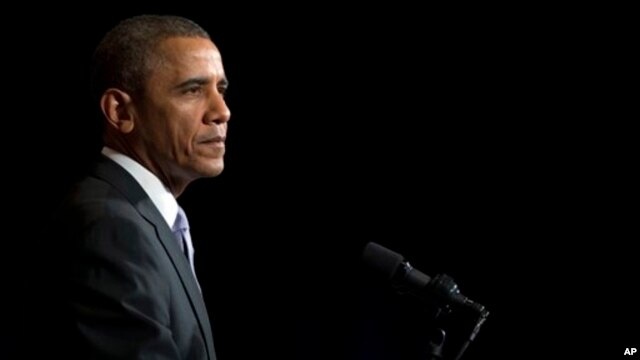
left=150, top=36, right=225, bottom=79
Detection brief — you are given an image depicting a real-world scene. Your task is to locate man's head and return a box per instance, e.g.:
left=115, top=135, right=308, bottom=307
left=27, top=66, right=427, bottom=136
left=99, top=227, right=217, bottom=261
left=92, top=15, right=230, bottom=196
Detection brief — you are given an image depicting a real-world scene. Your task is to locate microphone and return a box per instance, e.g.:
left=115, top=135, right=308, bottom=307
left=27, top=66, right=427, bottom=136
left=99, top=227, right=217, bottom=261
left=362, top=242, right=487, bottom=315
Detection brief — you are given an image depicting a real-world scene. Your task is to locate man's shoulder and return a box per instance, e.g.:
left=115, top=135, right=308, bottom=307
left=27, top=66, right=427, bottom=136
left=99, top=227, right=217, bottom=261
left=50, top=157, right=158, bottom=235
left=64, top=156, right=139, bottom=208
left=57, top=173, right=138, bottom=224
left=70, top=172, right=121, bottom=199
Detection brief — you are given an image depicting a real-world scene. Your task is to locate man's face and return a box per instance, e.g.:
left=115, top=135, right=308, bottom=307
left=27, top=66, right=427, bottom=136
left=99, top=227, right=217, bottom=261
left=134, top=36, right=230, bottom=184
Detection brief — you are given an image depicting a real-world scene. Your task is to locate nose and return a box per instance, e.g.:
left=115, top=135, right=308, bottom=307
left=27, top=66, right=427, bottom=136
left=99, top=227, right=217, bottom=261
left=204, top=90, right=231, bottom=125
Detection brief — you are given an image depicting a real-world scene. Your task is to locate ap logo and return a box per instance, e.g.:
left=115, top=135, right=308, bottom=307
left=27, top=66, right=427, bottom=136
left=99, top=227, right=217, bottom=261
left=624, top=348, right=637, bottom=356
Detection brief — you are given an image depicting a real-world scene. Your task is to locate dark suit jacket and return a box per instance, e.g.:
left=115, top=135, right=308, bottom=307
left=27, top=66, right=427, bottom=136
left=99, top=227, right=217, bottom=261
left=39, top=156, right=216, bottom=359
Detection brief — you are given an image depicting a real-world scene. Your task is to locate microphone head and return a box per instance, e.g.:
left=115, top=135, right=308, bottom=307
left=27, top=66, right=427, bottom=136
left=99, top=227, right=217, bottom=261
left=362, top=242, right=404, bottom=281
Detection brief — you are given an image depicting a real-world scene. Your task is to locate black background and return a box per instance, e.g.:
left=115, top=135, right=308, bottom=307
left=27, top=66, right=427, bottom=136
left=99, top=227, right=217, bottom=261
left=5, top=5, right=637, bottom=359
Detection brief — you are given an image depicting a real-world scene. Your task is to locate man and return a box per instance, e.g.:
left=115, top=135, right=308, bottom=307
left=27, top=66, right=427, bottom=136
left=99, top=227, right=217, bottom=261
left=40, top=15, right=229, bottom=359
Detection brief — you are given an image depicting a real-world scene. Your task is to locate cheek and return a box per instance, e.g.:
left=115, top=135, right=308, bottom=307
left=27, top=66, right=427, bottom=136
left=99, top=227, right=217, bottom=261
left=166, top=104, right=205, bottom=155
left=179, top=121, right=200, bottom=155
left=175, top=127, right=193, bottom=154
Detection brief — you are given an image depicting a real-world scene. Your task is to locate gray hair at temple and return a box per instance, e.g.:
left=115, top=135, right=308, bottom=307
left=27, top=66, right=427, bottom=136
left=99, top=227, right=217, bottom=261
left=90, top=15, right=211, bottom=103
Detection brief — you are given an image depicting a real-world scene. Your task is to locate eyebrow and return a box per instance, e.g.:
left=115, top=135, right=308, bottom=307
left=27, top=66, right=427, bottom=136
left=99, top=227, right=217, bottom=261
left=175, top=76, right=229, bottom=90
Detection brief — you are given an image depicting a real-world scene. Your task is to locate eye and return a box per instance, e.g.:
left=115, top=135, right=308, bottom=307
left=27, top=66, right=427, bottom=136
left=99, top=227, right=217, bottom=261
left=218, top=86, right=227, bottom=97
left=184, top=86, right=203, bottom=95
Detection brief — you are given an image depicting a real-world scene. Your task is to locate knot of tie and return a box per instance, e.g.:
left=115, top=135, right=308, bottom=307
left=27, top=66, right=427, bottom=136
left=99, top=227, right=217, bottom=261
left=172, top=206, right=191, bottom=262
left=172, top=206, right=190, bottom=235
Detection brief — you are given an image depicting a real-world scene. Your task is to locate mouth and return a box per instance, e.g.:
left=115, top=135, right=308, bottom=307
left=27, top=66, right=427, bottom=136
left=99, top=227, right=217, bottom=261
left=200, top=135, right=226, bottom=144
left=199, top=136, right=226, bottom=154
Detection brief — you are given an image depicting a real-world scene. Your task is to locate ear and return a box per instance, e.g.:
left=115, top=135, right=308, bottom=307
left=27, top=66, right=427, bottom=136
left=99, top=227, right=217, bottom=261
left=100, top=88, right=136, bottom=134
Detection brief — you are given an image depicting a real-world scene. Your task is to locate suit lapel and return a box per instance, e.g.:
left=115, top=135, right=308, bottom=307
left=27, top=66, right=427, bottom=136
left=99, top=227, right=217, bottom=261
left=92, top=156, right=215, bottom=359
left=139, top=201, right=215, bottom=360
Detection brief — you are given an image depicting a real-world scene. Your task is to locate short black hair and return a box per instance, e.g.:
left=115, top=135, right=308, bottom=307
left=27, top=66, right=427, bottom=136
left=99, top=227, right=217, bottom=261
left=91, top=15, right=210, bottom=103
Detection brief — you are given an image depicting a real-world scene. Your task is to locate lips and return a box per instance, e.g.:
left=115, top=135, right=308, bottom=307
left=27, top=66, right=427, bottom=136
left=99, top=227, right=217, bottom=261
left=200, top=135, right=226, bottom=143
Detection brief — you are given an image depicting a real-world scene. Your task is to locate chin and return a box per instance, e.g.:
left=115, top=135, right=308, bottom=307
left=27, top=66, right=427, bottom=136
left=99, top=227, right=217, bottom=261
left=209, top=168, right=224, bottom=177
left=201, top=161, right=225, bottom=177
left=188, top=157, right=225, bottom=178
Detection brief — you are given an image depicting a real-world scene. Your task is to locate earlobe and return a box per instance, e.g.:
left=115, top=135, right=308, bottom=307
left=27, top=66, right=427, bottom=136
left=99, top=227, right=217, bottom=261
left=100, top=89, right=135, bottom=134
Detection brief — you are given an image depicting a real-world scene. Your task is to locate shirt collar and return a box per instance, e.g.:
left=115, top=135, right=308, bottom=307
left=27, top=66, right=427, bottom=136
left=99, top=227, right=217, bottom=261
left=102, top=146, right=178, bottom=228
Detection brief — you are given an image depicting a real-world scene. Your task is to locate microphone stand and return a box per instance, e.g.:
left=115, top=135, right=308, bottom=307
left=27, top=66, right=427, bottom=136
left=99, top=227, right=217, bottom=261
left=452, top=308, right=489, bottom=360
left=361, top=244, right=490, bottom=360
left=414, top=274, right=489, bottom=360
left=423, top=304, right=489, bottom=360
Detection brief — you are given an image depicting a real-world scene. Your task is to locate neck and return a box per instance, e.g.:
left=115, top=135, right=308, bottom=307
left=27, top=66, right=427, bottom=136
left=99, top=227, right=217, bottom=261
left=104, top=137, right=190, bottom=197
